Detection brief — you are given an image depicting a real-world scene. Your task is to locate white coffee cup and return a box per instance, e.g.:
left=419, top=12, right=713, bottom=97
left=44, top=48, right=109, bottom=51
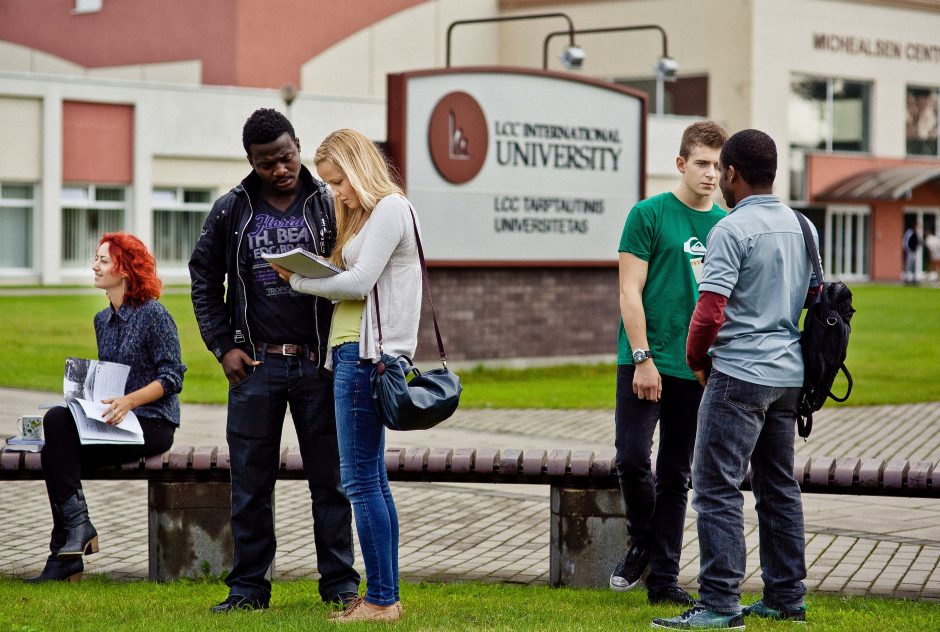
left=17, top=415, right=43, bottom=440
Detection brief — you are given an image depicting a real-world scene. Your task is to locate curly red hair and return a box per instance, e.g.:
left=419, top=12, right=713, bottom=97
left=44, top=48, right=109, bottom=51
left=99, top=232, right=162, bottom=305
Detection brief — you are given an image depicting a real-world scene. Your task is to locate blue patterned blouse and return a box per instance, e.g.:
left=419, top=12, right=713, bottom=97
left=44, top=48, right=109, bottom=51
left=94, top=299, right=186, bottom=426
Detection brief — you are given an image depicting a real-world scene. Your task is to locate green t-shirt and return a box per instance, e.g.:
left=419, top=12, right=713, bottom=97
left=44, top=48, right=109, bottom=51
left=617, top=192, right=726, bottom=379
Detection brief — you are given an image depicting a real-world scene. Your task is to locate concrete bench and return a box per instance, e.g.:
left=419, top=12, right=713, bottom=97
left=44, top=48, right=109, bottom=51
left=1, top=446, right=936, bottom=587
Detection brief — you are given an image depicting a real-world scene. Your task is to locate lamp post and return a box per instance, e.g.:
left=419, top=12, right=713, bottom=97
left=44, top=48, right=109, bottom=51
left=280, top=83, right=298, bottom=121
left=542, top=25, right=676, bottom=116
left=446, top=12, right=582, bottom=69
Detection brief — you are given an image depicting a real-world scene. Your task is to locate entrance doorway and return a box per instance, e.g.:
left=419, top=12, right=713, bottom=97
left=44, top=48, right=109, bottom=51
left=825, top=205, right=870, bottom=281
left=904, top=208, right=940, bottom=281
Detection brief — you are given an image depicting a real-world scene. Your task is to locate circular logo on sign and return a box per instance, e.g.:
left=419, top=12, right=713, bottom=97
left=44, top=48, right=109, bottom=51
left=428, top=91, right=488, bottom=184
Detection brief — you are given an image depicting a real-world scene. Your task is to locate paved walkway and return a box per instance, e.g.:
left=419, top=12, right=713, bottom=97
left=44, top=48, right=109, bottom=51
left=1, top=387, right=938, bottom=601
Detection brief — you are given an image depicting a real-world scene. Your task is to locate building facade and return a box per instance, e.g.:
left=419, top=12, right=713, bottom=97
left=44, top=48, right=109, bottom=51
left=1, top=0, right=938, bottom=358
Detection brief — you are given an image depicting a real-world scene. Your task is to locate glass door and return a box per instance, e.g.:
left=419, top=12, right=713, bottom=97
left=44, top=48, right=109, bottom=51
left=825, top=205, right=870, bottom=281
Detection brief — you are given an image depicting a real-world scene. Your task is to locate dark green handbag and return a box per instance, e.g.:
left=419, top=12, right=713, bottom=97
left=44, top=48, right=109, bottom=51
left=369, top=206, right=462, bottom=431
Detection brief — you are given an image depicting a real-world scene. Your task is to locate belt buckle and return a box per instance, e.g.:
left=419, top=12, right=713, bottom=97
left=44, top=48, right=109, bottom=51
left=282, top=344, right=300, bottom=356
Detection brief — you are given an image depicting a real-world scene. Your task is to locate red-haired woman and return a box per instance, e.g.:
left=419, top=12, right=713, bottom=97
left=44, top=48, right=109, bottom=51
left=28, top=233, right=185, bottom=583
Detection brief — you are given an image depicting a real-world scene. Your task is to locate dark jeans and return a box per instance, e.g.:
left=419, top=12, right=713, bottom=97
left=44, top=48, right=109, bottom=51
left=225, top=350, right=359, bottom=603
left=614, top=364, right=701, bottom=591
left=333, top=343, right=399, bottom=606
left=693, top=369, right=806, bottom=613
left=40, top=405, right=175, bottom=504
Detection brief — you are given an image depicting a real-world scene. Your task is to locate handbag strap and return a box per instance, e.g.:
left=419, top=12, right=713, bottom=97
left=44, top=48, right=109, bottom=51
left=373, top=204, right=449, bottom=365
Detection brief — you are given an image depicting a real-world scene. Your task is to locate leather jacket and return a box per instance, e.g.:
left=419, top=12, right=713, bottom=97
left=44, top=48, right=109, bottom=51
left=189, top=165, right=336, bottom=365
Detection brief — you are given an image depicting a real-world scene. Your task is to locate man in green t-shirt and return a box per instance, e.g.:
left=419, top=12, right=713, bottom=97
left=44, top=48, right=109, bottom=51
left=610, top=121, right=727, bottom=606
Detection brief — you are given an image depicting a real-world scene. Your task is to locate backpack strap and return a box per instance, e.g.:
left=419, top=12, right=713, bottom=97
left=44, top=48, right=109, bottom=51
left=792, top=210, right=824, bottom=440
left=793, top=210, right=825, bottom=288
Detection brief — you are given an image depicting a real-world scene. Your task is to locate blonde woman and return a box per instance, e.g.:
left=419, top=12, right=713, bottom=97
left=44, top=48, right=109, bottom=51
left=271, top=129, right=421, bottom=623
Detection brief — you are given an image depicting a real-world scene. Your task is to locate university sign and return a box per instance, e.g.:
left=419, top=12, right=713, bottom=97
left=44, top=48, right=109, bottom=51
left=387, top=68, right=646, bottom=263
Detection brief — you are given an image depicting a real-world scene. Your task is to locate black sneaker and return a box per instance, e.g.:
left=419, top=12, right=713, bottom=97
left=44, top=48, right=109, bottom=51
left=609, top=545, right=649, bottom=591
left=648, top=585, right=696, bottom=606
left=209, top=594, right=269, bottom=613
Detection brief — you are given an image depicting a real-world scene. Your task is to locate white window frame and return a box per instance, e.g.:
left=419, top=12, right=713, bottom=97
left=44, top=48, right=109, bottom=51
left=73, top=0, right=103, bottom=14
left=905, top=85, right=940, bottom=159
left=152, top=187, right=214, bottom=266
left=61, top=184, right=127, bottom=267
left=825, top=205, right=871, bottom=282
left=904, top=206, right=940, bottom=281
left=0, top=182, right=37, bottom=272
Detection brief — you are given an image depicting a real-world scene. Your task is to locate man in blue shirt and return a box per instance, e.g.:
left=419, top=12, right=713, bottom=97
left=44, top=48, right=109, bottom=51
left=653, top=129, right=817, bottom=630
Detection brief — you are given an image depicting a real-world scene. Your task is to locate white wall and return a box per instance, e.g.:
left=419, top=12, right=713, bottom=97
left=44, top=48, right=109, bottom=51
left=300, top=0, right=501, bottom=99
left=0, top=72, right=386, bottom=283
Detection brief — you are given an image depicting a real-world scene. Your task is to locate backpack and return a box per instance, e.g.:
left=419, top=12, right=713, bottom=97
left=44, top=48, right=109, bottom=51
left=793, top=211, right=856, bottom=438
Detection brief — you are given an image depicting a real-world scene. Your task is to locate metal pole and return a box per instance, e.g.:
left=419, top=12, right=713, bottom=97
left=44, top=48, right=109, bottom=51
left=446, top=12, right=576, bottom=68
left=541, top=24, right=668, bottom=70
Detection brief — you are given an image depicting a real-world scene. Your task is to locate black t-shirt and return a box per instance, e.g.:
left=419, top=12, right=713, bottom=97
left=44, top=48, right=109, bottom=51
left=243, top=187, right=320, bottom=345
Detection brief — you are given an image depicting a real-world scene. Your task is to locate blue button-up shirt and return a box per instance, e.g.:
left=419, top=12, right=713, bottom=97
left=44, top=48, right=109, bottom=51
left=699, top=195, right=819, bottom=387
left=94, top=299, right=186, bottom=426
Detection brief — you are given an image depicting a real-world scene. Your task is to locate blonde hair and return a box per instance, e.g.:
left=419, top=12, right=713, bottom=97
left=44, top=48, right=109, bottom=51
left=315, top=129, right=404, bottom=266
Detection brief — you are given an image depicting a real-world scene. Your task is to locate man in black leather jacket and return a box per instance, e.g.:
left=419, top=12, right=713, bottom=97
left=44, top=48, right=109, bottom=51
left=190, top=108, right=359, bottom=613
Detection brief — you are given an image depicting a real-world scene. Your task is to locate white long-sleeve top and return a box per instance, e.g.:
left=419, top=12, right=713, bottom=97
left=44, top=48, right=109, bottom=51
left=290, top=194, right=422, bottom=367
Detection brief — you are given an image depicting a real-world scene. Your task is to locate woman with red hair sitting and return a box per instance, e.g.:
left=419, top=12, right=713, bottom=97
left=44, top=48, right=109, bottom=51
left=28, top=232, right=186, bottom=583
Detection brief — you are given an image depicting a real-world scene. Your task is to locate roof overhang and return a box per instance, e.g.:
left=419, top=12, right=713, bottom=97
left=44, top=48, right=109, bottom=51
left=816, top=165, right=940, bottom=201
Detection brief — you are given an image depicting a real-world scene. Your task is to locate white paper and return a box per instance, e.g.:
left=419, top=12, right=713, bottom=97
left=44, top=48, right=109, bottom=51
left=62, top=358, right=143, bottom=445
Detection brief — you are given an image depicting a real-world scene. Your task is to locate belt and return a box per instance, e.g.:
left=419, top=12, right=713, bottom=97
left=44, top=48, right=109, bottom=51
left=253, top=342, right=318, bottom=363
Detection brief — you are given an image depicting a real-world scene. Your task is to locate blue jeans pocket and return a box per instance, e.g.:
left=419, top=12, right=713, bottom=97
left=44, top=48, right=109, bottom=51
left=720, top=375, right=773, bottom=411
left=229, top=365, right=259, bottom=391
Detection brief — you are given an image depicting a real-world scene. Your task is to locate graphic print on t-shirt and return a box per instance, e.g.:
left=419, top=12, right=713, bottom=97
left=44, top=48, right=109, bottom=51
left=684, top=236, right=707, bottom=284
left=247, top=199, right=313, bottom=298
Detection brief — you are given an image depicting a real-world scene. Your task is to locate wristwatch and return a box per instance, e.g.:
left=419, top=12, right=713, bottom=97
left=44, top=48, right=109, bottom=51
left=632, top=348, right=653, bottom=364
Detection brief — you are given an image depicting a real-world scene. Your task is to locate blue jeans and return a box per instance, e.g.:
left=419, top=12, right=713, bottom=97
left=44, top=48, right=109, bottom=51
left=333, top=342, right=399, bottom=606
left=226, top=349, right=359, bottom=602
left=614, top=364, right=701, bottom=591
left=693, top=369, right=807, bottom=613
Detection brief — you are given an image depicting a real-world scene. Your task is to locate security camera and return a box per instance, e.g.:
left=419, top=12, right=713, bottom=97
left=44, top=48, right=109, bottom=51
left=656, top=57, right=679, bottom=81
left=560, top=45, right=585, bottom=70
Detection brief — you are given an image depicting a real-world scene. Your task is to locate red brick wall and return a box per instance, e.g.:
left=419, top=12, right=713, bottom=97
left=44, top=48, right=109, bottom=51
left=414, top=267, right=619, bottom=362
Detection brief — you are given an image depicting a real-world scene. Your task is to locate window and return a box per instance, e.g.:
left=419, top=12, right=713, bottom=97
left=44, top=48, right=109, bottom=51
left=0, top=183, right=35, bottom=269
left=907, top=86, right=939, bottom=157
left=73, top=0, right=103, bottom=14
left=153, top=188, right=213, bottom=265
left=62, top=185, right=126, bottom=266
left=789, top=76, right=871, bottom=152
left=614, top=75, right=708, bottom=116
left=825, top=206, right=871, bottom=281
left=789, top=75, right=872, bottom=199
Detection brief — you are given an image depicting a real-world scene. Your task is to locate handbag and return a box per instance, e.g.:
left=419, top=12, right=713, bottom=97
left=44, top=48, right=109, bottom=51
left=369, top=205, right=462, bottom=431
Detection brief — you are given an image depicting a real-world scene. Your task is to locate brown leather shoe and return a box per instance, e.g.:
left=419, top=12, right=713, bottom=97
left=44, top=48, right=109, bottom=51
left=330, top=597, right=401, bottom=623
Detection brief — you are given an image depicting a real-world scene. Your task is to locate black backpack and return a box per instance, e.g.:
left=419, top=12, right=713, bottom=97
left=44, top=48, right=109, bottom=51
left=793, top=211, right=856, bottom=438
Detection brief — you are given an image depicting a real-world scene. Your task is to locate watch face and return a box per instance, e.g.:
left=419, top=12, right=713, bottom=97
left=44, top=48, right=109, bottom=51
left=633, top=350, right=646, bottom=363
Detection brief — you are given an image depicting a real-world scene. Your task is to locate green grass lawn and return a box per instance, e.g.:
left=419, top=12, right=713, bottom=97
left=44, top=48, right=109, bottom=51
left=1, top=577, right=937, bottom=631
left=0, top=284, right=936, bottom=407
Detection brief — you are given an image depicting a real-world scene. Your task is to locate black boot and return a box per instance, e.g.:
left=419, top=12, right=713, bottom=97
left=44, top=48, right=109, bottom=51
left=26, top=490, right=84, bottom=582
left=57, top=490, right=99, bottom=558
left=25, top=555, right=84, bottom=583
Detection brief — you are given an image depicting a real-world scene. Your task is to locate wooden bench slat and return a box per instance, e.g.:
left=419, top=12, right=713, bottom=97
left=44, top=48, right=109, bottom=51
left=427, top=448, right=453, bottom=473
left=809, top=456, right=836, bottom=487
left=451, top=448, right=475, bottom=474
left=523, top=450, right=547, bottom=476
left=546, top=449, right=571, bottom=477
left=883, top=458, right=910, bottom=489
left=499, top=449, right=523, bottom=475
left=833, top=457, right=861, bottom=487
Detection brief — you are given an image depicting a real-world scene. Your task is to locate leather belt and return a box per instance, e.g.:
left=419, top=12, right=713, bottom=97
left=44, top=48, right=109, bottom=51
left=254, top=342, right=318, bottom=363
